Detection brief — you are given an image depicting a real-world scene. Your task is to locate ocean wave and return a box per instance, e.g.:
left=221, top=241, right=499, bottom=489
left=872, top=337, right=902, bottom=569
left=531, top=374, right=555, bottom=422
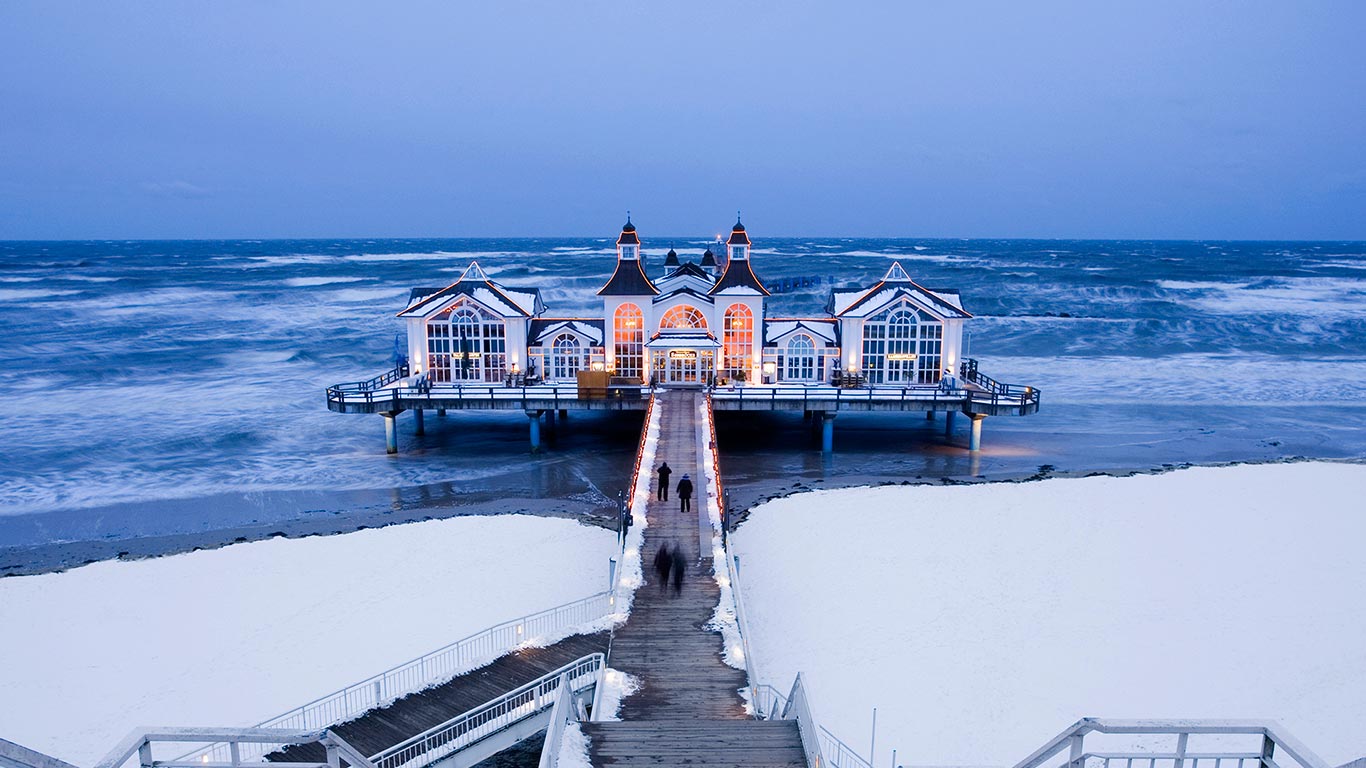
left=282, top=276, right=370, bottom=287
left=981, top=353, right=1366, bottom=405
left=344, top=251, right=505, bottom=263
left=0, top=288, right=83, bottom=301
left=326, top=286, right=413, bottom=303
left=1166, top=277, right=1366, bottom=316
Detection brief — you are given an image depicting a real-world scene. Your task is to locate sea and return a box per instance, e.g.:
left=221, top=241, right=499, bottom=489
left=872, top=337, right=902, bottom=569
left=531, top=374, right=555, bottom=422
left=1, top=238, right=1364, bottom=572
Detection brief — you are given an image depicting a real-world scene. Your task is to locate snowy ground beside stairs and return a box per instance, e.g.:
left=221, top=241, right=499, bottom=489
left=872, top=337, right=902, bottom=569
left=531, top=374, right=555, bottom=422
left=0, top=514, right=616, bottom=765
left=733, top=461, right=1366, bottom=768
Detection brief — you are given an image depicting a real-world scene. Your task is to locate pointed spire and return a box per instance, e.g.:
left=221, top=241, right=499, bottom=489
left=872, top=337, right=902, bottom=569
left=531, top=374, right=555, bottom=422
left=883, top=261, right=911, bottom=282
left=457, top=261, right=490, bottom=282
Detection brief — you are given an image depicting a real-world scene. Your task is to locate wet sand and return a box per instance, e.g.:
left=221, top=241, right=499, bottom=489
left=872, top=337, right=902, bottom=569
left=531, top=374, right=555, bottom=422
left=3, top=403, right=1364, bottom=577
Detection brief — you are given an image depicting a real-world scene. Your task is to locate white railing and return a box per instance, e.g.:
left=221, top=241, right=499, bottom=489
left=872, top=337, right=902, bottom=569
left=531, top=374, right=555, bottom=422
left=372, top=654, right=604, bottom=768
left=752, top=682, right=873, bottom=768
left=179, top=592, right=616, bottom=764
left=1013, top=720, right=1331, bottom=768
left=536, top=673, right=577, bottom=768
left=723, top=552, right=763, bottom=714
left=95, top=727, right=373, bottom=768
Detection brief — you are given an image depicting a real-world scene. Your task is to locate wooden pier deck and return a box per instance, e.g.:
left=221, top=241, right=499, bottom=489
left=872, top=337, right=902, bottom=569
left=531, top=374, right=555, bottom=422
left=584, top=390, right=805, bottom=767
left=266, top=632, right=608, bottom=763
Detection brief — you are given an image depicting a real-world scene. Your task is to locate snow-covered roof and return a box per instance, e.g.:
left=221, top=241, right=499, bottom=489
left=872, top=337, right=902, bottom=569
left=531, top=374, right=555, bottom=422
left=530, top=318, right=605, bottom=345
left=653, top=285, right=715, bottom=305
left=829, top=261, right=970, bottom=320
left=597, top=257, right=659, bottom=296
left=398, top=261, right=544, bottom=319
left=645, top=331, right=721, bottom=349
left=764, top=319, right=838, bottom=344
left=709, top=257, right=770, bottom=296
left=654, top=264, right=715, bottom=297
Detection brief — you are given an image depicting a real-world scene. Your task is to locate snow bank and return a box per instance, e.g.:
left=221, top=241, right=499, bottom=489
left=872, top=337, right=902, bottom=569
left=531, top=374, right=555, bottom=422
left=610, top=396, right=661, bottom=616
left=0, top=514, right=616, bottom=765
left=733, top=462, right=1366, bottom=768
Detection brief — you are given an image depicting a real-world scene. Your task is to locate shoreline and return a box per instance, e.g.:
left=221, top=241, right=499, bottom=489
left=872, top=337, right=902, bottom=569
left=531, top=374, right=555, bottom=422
left=6, top=455, right=1360, bottom=579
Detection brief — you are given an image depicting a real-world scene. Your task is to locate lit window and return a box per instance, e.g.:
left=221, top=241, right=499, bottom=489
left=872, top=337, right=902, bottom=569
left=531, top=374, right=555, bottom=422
left=613, top=303, right=644, bottom=381
left=659, top=305, right=708, bottom=329
left=722, top=304, right=753, bottom=377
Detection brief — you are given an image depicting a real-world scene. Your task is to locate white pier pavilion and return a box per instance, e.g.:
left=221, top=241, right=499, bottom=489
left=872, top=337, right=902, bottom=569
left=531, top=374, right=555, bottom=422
left=326, top=218, right=1039, bottom=454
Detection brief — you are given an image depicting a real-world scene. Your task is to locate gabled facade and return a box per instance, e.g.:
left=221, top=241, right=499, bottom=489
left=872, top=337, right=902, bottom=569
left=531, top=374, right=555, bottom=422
left=400, top=220, right=971, bottom=388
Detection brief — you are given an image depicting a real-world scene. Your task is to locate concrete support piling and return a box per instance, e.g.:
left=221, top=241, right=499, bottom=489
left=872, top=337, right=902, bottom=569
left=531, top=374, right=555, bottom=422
left=926, top=411, right=936, bottom=420
left=436, top=407, right=446, bottom=417
left=945, top=410, right=957, bottom=436
left=527, top=410, right=542, bottom=453
left=383, top=413, right=398, bottom=455
left=558, top=409, right=568, bottom=420
left=969, top=414, right=986, bottom=452
left=821, top=412, right=836, bottom=454
left=413, top=408, right=425, bottom=436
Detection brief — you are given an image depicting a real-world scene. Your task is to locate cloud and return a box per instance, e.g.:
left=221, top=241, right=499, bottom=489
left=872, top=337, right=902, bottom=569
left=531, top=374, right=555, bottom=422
left=139, top=180, right=212, bottom=199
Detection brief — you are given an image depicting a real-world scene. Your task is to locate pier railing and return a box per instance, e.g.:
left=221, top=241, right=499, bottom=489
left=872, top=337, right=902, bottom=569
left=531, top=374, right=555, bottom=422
left=711, top=383, right=969, bottom=408
left=1012, top=719, right=1331, bottom=768
left=177, top=592, right=615, bottom=764
left=327, top=379, right=647, bottom=410
left=960, top=357, right=1041, bottom=412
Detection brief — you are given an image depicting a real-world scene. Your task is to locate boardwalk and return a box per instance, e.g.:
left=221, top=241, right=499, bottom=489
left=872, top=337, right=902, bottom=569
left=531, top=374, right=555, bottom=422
left=268, top=632, right=608, bottom=762
left=585, top=390, right=805, bottom=767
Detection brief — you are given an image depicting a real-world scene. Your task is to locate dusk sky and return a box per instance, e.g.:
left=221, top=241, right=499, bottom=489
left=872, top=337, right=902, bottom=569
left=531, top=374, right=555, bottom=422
left=1, top=2, right=1363, bottom=240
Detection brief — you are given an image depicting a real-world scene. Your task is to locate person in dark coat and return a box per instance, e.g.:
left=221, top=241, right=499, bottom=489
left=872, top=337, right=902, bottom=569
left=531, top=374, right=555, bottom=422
left=654, top=543, right=671, bottom=591
left=670, top=544, right=686, bottom=594
left=676, top=473, right=694, bottom=513
left=657, top=462, right=672, bottom=501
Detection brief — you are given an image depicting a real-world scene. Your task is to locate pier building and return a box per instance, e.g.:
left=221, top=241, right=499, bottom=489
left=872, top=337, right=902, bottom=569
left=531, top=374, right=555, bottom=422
left=327, top=218, right=1040, bottom=453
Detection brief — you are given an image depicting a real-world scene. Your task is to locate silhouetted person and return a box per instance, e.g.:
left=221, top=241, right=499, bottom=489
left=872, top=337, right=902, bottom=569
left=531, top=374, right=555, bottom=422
left=670, top=545, right=686, bottom=594
left=654, top=543, right=671, bottom=591
left=657, top=462, right=672, bottom=501
left=677, top=473, right=693, bottom=514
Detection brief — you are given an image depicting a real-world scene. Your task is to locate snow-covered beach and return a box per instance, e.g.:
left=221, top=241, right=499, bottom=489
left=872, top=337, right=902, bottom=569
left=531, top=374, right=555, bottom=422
left=734, top=461, right=1366, bottom=768
left=0, top=514, right=617, bottom=765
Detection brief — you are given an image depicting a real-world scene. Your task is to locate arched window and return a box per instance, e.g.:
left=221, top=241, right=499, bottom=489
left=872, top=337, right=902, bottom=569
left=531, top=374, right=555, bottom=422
left=722, top=304, right=753, bottom=378
left=550, top=333, right=584, bottom=381
left=860, top=304, right=942, bottom=385
left=613, top=303, right=644, bottom=381
left=659, top=304, right=708, bottom=329
left=785, top=334, right=816, bottom=381
left=427, top=302, right=507, bottom=382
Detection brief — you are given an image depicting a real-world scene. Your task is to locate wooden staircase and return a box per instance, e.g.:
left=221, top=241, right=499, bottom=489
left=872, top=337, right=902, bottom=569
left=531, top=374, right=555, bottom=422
left=581, top=720, right=806, bottom=767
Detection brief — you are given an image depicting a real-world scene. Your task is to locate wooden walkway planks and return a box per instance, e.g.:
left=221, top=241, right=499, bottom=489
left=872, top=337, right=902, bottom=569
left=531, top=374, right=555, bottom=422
left=585, top=392, right=805, bottom=768
left=607, top=390, right=749, bottom=722
left=267, top=632, right=608, bottom=762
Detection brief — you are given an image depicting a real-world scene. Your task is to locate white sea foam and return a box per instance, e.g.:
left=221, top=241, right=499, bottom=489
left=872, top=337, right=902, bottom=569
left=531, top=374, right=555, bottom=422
left=980, top=353, right=1366, bottom=405
left=0, top=288, right=83, bottom=301
left=326, top=286, right=412, bottom=303
left=344, top=251, right=509, bottom=263
left=0, top=276, right=43, bottom=283
left=283, top=276, right=370, bottom=287
left=1163, top=277, right=1366, bottom=316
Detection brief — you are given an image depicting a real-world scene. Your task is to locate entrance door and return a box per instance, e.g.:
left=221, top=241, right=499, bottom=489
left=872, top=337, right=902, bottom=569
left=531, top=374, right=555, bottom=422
left=667, top=351, right=698, bottom=384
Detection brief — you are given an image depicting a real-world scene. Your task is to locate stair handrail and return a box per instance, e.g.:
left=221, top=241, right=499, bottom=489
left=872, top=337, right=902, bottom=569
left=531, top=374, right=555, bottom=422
left=0, top=738, right=80, bottom=768
left=372, top=654, right=603, bottom=768
left=95, top=727, right=374, bottom=768
left=1012, top=719, right=1332, bottom=768
left=537, top=673, right=578, bottom=768
left=176, top=591, right=615, bottom=763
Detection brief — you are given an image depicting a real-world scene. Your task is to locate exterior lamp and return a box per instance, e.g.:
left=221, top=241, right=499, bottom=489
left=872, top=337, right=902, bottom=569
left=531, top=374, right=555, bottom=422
left=591, top=361, right=605, bottom=372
